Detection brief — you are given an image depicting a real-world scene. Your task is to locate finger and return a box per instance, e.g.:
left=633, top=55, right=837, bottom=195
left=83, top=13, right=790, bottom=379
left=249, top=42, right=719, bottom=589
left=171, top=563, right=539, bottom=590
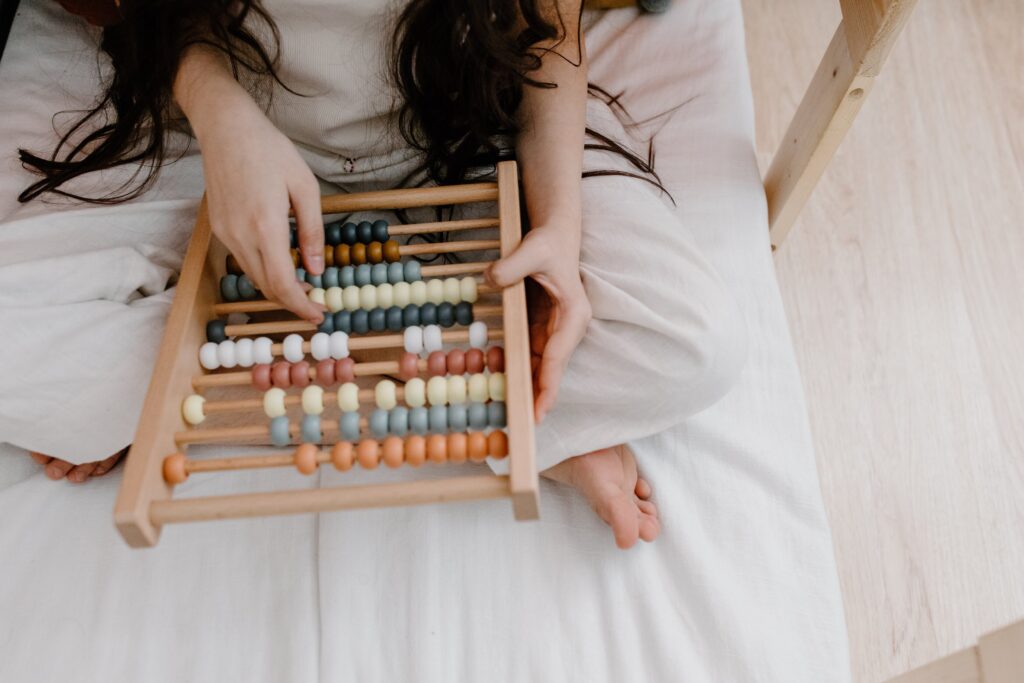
left=534, top=316, right=587, bottom=420
left=260, top=245, right=324, bottom=323
left=486, top=232, right=548, bottom=288
left=29, top=452, right=52, bottom=466
left=68, top=461, right=98, bottom=483
left=45, top=459, right=74, bottom=480
left=635, top=478, right=652, bottom=500
left=93, top=449, right=127, bottom=476
left=291, top=174, right=325, bottom=275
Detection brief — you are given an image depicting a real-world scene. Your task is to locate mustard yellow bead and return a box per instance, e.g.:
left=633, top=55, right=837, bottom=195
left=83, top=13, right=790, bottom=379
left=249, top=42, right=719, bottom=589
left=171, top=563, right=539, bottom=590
left=443, top=278, right=461, bottom=305
left=342, top=285, right=361, bottom=311
left=447, top=375, right=467, bottom=405
left=410, top=280, right=428, bottom=305
left=301, top=385, right=325, bottom=415
left=404, top=377, right=426, bottom=408
left=488, top=372, right=506, bottom=401
left=337, top=382, right=360, bottom=412
left=182, top=394, right=206, bottom=426
left=263, top=387, right=288, bottom=418
left=427, top=376, right=448, bottom=406
left=392, top=281, right=411, bottom=307
left=468, top=373, right=489, bottom=403
left=325, top=286, right=344, bottom=313
left=460, top=277, right=478, bottom=304
left=375, top=379, right=397, bottom=410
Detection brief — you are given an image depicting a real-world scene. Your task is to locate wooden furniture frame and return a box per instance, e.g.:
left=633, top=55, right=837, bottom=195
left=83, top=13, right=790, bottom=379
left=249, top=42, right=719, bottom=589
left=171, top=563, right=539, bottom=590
left=886, top=619, right=1024, bottom=683
left=115, top=161, right=538, bottom=548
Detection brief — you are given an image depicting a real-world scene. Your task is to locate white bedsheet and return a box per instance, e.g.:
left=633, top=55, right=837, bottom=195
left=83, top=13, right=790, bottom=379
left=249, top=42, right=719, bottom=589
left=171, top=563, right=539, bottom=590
left=0, top=1, right=850, bottom=681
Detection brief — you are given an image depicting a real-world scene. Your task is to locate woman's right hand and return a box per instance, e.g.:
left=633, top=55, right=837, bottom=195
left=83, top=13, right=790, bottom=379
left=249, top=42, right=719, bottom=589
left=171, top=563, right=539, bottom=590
left=174, top=47, right=325, bottom=322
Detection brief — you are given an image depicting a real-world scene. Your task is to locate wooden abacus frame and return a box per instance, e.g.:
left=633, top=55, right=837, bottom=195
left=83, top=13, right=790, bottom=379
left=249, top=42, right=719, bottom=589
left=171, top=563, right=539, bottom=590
left=114, top=160, right=538, bottom=548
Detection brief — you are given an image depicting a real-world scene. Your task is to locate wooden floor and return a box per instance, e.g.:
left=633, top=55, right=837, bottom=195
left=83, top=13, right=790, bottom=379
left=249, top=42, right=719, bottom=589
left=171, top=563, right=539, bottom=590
left=740, top=1, right=1024, bottom=681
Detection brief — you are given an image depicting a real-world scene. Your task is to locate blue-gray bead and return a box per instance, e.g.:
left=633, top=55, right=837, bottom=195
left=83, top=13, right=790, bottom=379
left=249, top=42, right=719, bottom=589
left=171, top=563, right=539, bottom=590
left=420, top=303, right=437, bottom=326
left=386, top=306, right=404, bottom=331
left=487, top=401, right=507, bottom=428
left=317, top=315, right=334, bottom=334
left=437, top=302, right=454, bottom=328
left=402, top=304, right=420, bottom=327
left=408, top=407, right=429, bottom=435
left=237, top=275, right=257, bottom=299
left=448, top=404, right=468, bottom=432
left=325, top=222, right=342, bottom=246
left=404, top=260, right=421, bottom=281
left=389, top=406, right=409, bottom=437
left=307, top=272, right=323, bottom=288
left=339, top=412, right=361, bottom=441
left=369, top=409, right=389, bottom=438
left=220, top=274, right=239, bottom=302
left=357, top=221, right=373, bottom=244
left=429, top=405, right=448, bottom=433
left=371, top=263, right=388, bottom=285
left=206, top=318, right=227, bottom=343
left=454, top=301, right=473, bottom=326
left=351, top=310, right=369, bottom=334
left=387, top=262, right=405, bottom=284
left=468, top=402, right=488, bottom=430
left=301, top=415, right=322, bottom=444
left=322, top=267, right=340, bottom=288
left=333, top=311, right=351, bottom=334
left=270, top=416, right=291, bottom=447
left=372, top=219, right=389, bottom=243
left=341, top=222, right=358, bottom=245
left=340, top=266, right=355, bottom=287
left=368, top=308, right=386, bottom=332
left=354, top=264, right=373, bottom=287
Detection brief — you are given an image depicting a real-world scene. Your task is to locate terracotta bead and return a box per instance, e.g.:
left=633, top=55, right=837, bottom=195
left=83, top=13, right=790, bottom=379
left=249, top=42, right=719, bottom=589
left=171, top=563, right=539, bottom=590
left=467, top=432, right=488, bottom=462
left=399, top=352, right=420, bottom=381
left=487, top=430, right=509, bottom=459
left=486, top=346, right=505, bottom=372
left=405, top=435, right=426, bottom=467
left=367, top=241, right=383, bottom=264
left=323, top=246, right=334, bottom=267
left=294, top=443, right=319, bottom=475
left=382, top=436, right=404, bottom=468
left=351, top=242, right=367, bottom=265
left=271, top=361, right=292, bottom=388
left=290, top=248, right=300, bottom=267
left=357, top=439, right=380, bottom=469
left=162, top=453, right=188, bottom=485
left=331, top=441, right=354, bottom=471
left=225, top=254, right=243, bottom=275
left=290, top=361, right=311, bottom=388
left=334, top=357, right=356, bottom=383
left=464, top=348, right=485, bottom=374
left=383, top=240, right=401, bottom=263
left=334, top=244, right=350, bottom=267
left=426, top=434, right=447, bottom=463
left=427, top=351, right=447, bottom=377
left=446, top=349, right=466, bottom=376
left=447, top=433, right=468, bottom=464
left=251, top=364, right=272, bottom=391
left=314, top=359, right=335, bottom=386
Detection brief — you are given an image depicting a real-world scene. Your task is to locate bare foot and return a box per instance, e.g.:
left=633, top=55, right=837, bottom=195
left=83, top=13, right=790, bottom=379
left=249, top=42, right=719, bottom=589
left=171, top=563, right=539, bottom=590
left=28, top=448, right=127, bottom=483
left=543, top=444, right=660, bottom=550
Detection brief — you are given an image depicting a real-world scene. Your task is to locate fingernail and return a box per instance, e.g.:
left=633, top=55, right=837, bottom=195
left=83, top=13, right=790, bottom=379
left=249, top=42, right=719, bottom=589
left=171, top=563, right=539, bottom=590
left=308, top=254, right=324, bottom=273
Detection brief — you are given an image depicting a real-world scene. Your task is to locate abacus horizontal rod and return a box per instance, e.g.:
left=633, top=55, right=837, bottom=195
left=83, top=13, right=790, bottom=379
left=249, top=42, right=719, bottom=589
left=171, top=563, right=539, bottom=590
left=212, top=283, right=501, bottom=316
left=398, top=239, right=500, bottom=256
left=176, top=419, right=346, bottom=445
left=149, top=474, right=511, bottom=525
left=202, top=386, right=419, bottom=415
left=274, top=326, right=503, bottom=353
left=316, top=183, right=498, bottom=214
left=187, top=452, right=297, bottom=472
left=422, top=262, right=489, bottom=277
left=387, top=218, right=499, bottom=236
left=223, top=304, right=504, bottom=336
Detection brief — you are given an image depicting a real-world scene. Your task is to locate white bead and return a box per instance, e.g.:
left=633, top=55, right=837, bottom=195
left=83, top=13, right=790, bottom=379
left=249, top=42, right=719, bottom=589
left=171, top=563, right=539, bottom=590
left=199, top=342, right=220, bottom=370
left=253, top=337, right=274, bottom=365
left=377, top=283, right=394, bottom=309
left=308, top=288, right=326, bottom=306
left=337, top=383, right=360, bottom=412
left=325, top=286, right=344, bottom=313
left=181, top=394, right=206, bottom=425
left=410, top=280, right=428, bottom=305
left=427, top=376, right=448, bottom=406
left=235, top=337, right=254, bottom=368
left=447, top=375, right=467, bottom=404
left=460, top=277, right=478, bottom=304
left=301, top=385, right=324, bottom=415
left=443, top=278, right=461, bottom=304
left=423, top=325, right=443, bottom=353
left=263, top=387, right=287, bottom=418
left=217, top=340, right=237, bottom=369
left=310, top=332, right=330, bottom=361
left=283, top=334, right=305, bottom=363
left=426, top=279, right=445, bottom=305
left=393, top=281, right=411, bottom=307
left=488, top=372, right=506, bottom=401
left=469, top=321, right=488, bottom=349
left=468, top=373, right=489, bottom=402
left=329, top=331, right=349, bottom=359
left=404, top=377, right=426, bottom=408
left=359, top=284, right=377, bottom=310
left=342, top=285, right=361, bottom=311
left=375, top=380, right=397, bottom=410
left=404, top=326, right=423, bottom=355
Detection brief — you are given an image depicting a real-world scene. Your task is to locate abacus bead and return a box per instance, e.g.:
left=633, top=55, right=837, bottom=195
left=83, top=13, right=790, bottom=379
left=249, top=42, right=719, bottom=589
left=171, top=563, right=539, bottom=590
left=331, top=441, right=354, bottom=471
left=310, top=332, right=330, bottom=361
left=329, top=331, right=349, bottom=359
left=324, top=246, right=335, bottom=267
left=389, top=406, right=409, bottom=436
left=427, top=351, right=447, bottom=377
left=270, top=416, right=291, bottom=447
left=464, top=348, right=485, bottom=373
left=368, top=241, right=383, bottom=264
left=426, top=434, right=447, bottom=463
left=325, top=222, right=342, bottom=246
left=263, top=387, right=287, bottom=418
left=338, top=383, right=360, bottom=412
left=377, top=283, right=394, bottom=309
left=290, top=248, right=300, bottom=267
left=340, top=265, right=356, bottom=287
left=220, top=274, right=240, bottom=302
left=295, top=267, right=306, bottom=284
left=301, top=415, right=322, bottom=443
left=448, top=433, right=468, bottom=463
left=443, top=278, right=461, bottom=305
left=206, top=319, right=227, bottom=343
left=447, top=375, right=467, bottom=404
left=369, top=409, right=389, bottom=439
left=290, top=228, right=299, bottom=248
left=317, top=315, right=334, bottom=334
left=294, top=443, right=319, bottom=475
left=359, top=284, right=377, bottom=310
left=357, top=439, right=379, bottom=469
left=468, top=432, right=488, bottom=462
left=235, top=338, right=254, bottom=367
left=341, top=222, right=358, bottom=245
left=163, top=453, right=188, bottom=485
left=252, top=364, right=272, bottom=391
left=354, top=264, right=372, bottom=287
left=423, top=325, right=443, bottom=353
left=238, top=275, right=257, bottom=299
left=226, top=254, right=243, bottom=275
left=351, top=243, right=367, bottom=265
left=409, top=407, right=429, bottom=435
left=454, top=302, right=473, bottom=326
left=427, top=376, right=448, bottom=406
left=404, top=325, right=424, bottom=354
left=283, top=334, right=305, bottom=362
left=323, top=267, right=340, bottom=289
left=469, top=321, right=488, bottom=349
left=399, top=352, right=420, bottom=380
left=334, top=244, right=349, bottom=267
left=387, top=262, right=405, bottom=284
left=428, top=405, right=448, bottom=433
left=405, top=435, right=426, bottom=466
left=315, top=359, right=335, bottom=386
left=403, top=260, right=421, bottom=281
left=333, top=311, right=351, bottom=334
left=383, top=240, right=401, bottom=263
left=335, top=357, right=355, bottom=383
left=488, top=372, right=506, bottom=401
left=404, top=378, right=426, bottom=407
left=351, top=310, right=369, bottom=334
left=410, top=280, right=427, bottom=305
left=182, top=394, right=206, bottom=426
left=307, top=273, right=323, bottom=289
left=436, top=302, right=455, bottom=328
left=468, top=402, right=488, bottom=430
left=308, top=288, right=326, bottom=306
left=339, top=412, right=361, bottom=441
left=291, top=361, right=311, bottom=388
left=325, top=287, right=343, bottom=313
left=448, top=404, right=468, bottom=431
left=368, top=308, right=386, bottom=331
left=425, top=279, right=444, bottom=305
left=199, top=342, right=220, bottom=370
left=217, top=340, right=237, bottom=368
left=342, top=285, right=361, bottom=311
left=372, top=219, right=389, bottom=243
left=488, top=401, right=507, bottom=428
left=487, top=430, right=509, bottom=458
left=487, top=346, right=505, bottom=372
left=382, top=436, right=404, bottom=467
left=460, top=277, right=478, bottom=304
left=371, top=263, right=388, bottom=285
left=254, top=337, right=274, bottom=364
left=402, top=304, right=421, bottom=328
left=357, top=221, right=373, bottom=243
left=375, top=379, right=398, bottom=410
left=446, top=349, right=466, bottom=375
left=386, top=306, right=404, bottom=331
left=301, top=385, right=324, bottom=415
left=271, top=361, right=292, bottom=388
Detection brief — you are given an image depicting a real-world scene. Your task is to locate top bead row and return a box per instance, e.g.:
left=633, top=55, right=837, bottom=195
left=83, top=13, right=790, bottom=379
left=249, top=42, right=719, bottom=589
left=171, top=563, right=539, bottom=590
left=291, top=219, right=390, bottom=248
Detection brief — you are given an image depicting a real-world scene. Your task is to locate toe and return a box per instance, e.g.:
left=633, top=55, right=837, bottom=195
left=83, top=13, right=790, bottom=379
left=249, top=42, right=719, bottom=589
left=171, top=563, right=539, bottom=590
left=637, top=498, right=659, bottom=519
left=68, top=462, right=98, bottom=483
left=29, top=452, right=53, bottom=467
left=638, top=512, right=661, bottom=543
left=92, top=449, right=127, bottom=477
left=635, top=478, right=652, bottom=500
left=45, top=459, right=74, bottom=480
left=598, top=491, right=642, bottom=550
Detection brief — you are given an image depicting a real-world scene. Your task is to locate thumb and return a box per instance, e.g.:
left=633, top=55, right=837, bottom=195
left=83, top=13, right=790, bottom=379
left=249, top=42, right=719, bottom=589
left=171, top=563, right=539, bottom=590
left=486, top=231, right=548, bottom=288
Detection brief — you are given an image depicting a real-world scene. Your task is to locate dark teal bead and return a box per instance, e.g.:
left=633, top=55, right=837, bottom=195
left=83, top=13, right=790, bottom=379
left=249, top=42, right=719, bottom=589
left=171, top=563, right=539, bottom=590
left=403, top=260, right=421, bottom=281
left=206, top=318, right=227, bottom=343
left=402, top=304, right=420, bottom=327
left=354, top=264, right=372, bottom=287
left=317, top=315, right=334, bottom=334
left=220, top=274, right=239, bottom=302
left=370, top=263, right=388, bottom=285
left=341, top=222, right=358, bottom=245
left=333, top=311, right=351, bottom=334
left=340, top=266, right=355, bottom=287
left=357, top=221, right=373, bottom=243
left=322, top=267, right=339, bottom=288
left=428, top=405, right=448, bottom=433
left=487, top=401, right=507, bottom=428
left=437, top=302, right=455, bottom=328
left=419, top=303, right=437, bottom=326
left=351, top=310, right=369, bottom=334
left=301, top=415, right=322, bottom=443
left=290, top=229, right=298, bottom=248
left=369, top=409, right=389, bottom=438
left=295, top=267, right=306, bottom=283
left=237, top=275, right=257, bottom=299
left=386, top=306, right=404, bottom=331
left=368, top=308, right=387, bottom=332
left=387, top=262, right=404, bottom=284
left=408, top=407, right=429, bottom=435
left=307, top=272, right=323, bottom=288
left=371, top=219, right=389, bottom=242
left=325, top=221, right=342, bottom=246
left=468, top=402, right=488, bottom=430
left=270, top=416, right=291, bottom=447
left=455, top=302, right=473, bottom=326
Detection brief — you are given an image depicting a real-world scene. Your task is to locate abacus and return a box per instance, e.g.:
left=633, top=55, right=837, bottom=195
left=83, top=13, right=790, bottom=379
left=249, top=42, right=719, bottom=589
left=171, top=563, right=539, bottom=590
left=114, top=161, right=538, bottom=548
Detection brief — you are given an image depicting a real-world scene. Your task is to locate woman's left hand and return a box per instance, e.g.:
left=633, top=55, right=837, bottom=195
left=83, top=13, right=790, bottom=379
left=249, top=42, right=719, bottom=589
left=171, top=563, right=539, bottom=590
left=486, top=223, right=591, bottom=423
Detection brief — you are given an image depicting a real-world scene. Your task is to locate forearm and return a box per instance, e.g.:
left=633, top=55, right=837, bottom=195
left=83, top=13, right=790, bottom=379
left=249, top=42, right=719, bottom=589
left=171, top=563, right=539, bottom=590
left=173, top=45, right=256, bottom=143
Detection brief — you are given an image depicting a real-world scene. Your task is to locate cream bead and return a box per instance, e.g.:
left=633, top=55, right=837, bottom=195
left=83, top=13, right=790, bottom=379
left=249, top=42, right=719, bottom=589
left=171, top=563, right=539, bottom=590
left=301, top=385, right=325, bottom=415
left=263, top=387, right=287, bottom=418
left=359, top=283, right=377, bottom=310
left=308, top=288, right=326, bottom=306
left=443, top=278, right=461, bottom=305
left=342, top=285, right=361, bottom=311
left=393, top=281, right=411, bottom=307
left=375, top=379, right=397, bottom=410
left=283, top=334, right=305, bottom=363
left=404, top=326, right=424, bottom=355
left=426, top=278, right=445, bottom=305
left=427, top=376, right=448, bottom=406
left=377, top=283, right=394, bottom=309
left=404, top=377, right=426, bottom=407
left=199, top=342, right=220, bottom=370
left=488, top=372, right=506, bottom=401
left=468, top=373, right=489, bottom=402
left=217, top=340, right=237, bottom=369
left=325, top=286, right=344, bottom=313
left=469, top=321, right=488, bottom=349
left=447, top=375, right=467, bottom=405
left=310, top=332, right=331, bottom=361
left=460, top=277, right=478, bottom=304
left=181, top=394, right=206, bottom=425
left=337, top=383, right=360, bottom=412
left=410, top=280, right=428, bottom=305
left=235, top=337, right=254, bottom=368
left=253, top=337, right=274, bottom=365
left=329, top=331, right=349, bottom=359
left=423, top=325, right=443, bottom=353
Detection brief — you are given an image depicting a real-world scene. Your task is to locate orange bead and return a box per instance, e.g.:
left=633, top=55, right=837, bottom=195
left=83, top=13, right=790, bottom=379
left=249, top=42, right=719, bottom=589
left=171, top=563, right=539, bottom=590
left=468, top=432, right=487, bottom=462
left=382, top=436, right=404, bottom=468
left=323, top=246, right=334, bottom=267
left=487, top=431, right=509, bottom=459
left=294, top=443, right=319, bottom=475
left=162, top=452, right=189, bottom=485
left=331, top=441, right=354, bottom=471
left=351, top=242, right=367, bottom=265
left=448, top=433, right=468, bottom=464
left=427, top=434, right=447, bottom=463
left=357, top=439, right=380, bottom=469
left=334, top=244, right=350, bottom=267
left=383, top=240, right=401, bottom=263
left=405, top=435, right=426, bottom=467
left=367, top=241, right=383, bottom=264
left=290, top=248, right=300, bottom=267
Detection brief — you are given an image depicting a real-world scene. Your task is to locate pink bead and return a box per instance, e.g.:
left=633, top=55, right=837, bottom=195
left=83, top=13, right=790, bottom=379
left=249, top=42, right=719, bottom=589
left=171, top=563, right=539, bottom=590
left=335, top=357, right=355, bottom=384
left=251, top=364, right=272, bottom=391
left=487, top=346, right=505, bottom=372
left=465, top=348, right=485, bottom=374
left=446, top=349, right=466, bottom=375
left=399, top=353, right=420, bottom=381
left=271, top=361, right=292, bottom=388
left=427, top=351, right=447, bottom=377
left=315, top=359, right=336, bottom=387
left=291, top=361, right=311, bottom=388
